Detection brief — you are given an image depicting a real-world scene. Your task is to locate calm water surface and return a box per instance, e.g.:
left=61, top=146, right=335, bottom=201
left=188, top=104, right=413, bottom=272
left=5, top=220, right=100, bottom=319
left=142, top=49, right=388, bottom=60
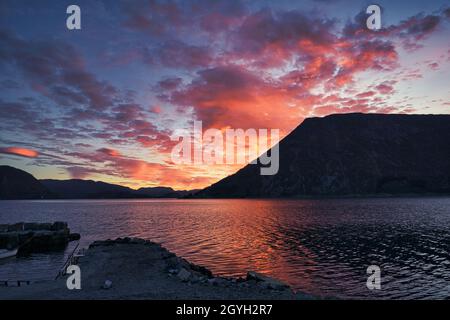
left=1, top=198, right=450, bottom=299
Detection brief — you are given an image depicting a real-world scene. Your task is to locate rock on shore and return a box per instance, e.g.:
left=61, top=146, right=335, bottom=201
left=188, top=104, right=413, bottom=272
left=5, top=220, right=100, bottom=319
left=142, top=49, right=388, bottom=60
left=0, top=237, right=315, bottom=300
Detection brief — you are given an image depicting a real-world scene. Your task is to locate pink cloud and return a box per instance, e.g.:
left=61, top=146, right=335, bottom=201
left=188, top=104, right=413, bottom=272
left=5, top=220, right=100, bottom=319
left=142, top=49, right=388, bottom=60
left=376, top=83, right=395, bottom=95
left=97, top=148, right=122, bottom=157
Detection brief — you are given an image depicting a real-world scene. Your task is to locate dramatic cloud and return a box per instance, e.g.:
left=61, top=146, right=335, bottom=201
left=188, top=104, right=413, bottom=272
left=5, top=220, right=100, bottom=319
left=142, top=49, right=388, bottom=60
left=146, top=41, right=213, bottom=69
left=376, top=82, right=395, bottom=95
left=66, top=166, right=94, bottom=179
left=344, top=7, right=449, bottom=50
left=228, top=9, right=337, bottom=68
left=157, top=77, right=183, bottom=91
left=168, top=65, right=301, bottom=131
left=97, top=148, right=122, bottom=157
left=0, top=30, right=117, bottom=110
left=0, top=147, right=39, bottom=158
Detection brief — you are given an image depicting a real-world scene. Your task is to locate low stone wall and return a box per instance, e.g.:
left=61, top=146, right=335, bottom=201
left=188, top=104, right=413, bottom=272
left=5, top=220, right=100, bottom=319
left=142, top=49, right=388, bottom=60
left=0, top=221, right=80, bottom=252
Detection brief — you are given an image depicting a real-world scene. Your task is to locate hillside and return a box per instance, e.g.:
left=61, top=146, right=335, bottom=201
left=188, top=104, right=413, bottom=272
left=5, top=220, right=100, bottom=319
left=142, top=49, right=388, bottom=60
left=0, top=165, right=51, bottom=199
left=0, top=166, right=196, bottom=199
left=197, top=113, right=450, bottom=197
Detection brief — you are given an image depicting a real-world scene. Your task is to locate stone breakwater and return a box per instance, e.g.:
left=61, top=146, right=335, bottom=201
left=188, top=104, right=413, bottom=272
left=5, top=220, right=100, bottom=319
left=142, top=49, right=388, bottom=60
left=0, top=222, right=80, bottom=253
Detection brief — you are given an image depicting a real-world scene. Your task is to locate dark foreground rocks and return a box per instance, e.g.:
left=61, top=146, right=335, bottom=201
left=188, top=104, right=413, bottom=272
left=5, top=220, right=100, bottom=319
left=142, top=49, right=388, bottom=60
left=0, top=222, right=80, bottom=253
left=0, top=237, right=316, bottom=300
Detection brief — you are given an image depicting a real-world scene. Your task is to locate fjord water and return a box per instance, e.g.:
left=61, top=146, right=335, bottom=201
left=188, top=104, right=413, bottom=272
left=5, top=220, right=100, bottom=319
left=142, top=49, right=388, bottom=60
left=1, top=198, right=449, bottom=299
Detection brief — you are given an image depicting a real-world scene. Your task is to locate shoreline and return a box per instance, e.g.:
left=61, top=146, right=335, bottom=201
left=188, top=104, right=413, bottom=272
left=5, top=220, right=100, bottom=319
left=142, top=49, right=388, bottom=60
left=0, top=237, right=316, bottom=300
left=2, top=193, right=450, bottom=201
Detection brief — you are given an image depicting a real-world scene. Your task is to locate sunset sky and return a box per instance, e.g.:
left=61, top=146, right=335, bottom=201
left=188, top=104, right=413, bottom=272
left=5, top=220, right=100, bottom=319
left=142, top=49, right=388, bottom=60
left=0, top=0, right=449, bottom=190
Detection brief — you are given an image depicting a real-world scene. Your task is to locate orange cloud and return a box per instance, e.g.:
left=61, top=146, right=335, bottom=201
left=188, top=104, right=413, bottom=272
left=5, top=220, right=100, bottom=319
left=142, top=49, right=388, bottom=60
left=170, top=65, right=303, bottom=134
left=0, top=147, right=39, bottom=158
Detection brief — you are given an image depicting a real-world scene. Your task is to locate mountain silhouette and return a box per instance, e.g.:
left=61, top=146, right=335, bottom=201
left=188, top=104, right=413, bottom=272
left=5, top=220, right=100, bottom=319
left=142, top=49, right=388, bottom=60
left=197, top=113, right=450, bottom=198
left=40, top=179, right=135, bottom=199
left=40, top=179, right=196, bottom=199
left=0, top=166, right=196, bottom=199
left=0, top=165, right=51, bottom=199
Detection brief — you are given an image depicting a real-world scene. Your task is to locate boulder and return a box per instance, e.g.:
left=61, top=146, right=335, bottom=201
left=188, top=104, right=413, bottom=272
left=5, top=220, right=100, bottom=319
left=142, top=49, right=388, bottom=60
left=102, top=280, right=113, bottom=289
left=52, top=221, right=68, bottom=231
left=165, top=256, right=180, bottom=268
left=207, top=277, right=229, bottom=287
left=189, top=263, right=213, bottom=278
left=161, top=251, right=176, bottom=259
left=177, top=268, right=192, bottom=282
left=24, top=223, right=52, bottom=231
left=69, top=233, right=81, bottom=241
left=246, top=271, right=290, bottom=290
left=7, top=222, right=24, bottom=232
left=168, top=268, right=179, bottom=275
left=128, top=237, right=147, bottom=245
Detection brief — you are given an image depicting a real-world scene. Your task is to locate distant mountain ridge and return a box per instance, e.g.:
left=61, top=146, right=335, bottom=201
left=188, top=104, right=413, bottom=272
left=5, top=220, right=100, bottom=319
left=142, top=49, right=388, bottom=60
left=40, top=179, right=135, bottom=199
left=197, top=113, right=450, bottom=198
left=40, top=179, right=197, bottom=199
left=0, top=166, right=197, bottom=199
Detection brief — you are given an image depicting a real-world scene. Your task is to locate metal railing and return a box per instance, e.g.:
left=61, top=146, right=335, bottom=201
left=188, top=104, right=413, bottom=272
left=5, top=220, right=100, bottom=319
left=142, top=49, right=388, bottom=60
left=55, top=241, right=80, bottom=280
